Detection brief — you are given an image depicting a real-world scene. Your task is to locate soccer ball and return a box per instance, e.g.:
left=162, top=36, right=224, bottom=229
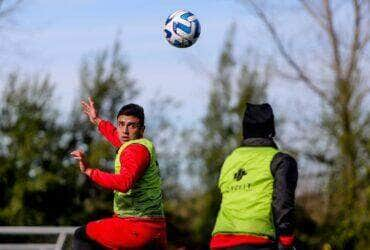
left=163, top=10, right=201, bottom=48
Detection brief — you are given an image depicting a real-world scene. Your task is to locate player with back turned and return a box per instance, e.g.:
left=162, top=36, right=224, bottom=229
left=210, top=103, right=298, bottom=250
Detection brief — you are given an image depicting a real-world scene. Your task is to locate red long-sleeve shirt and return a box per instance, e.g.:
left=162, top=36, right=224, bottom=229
left=88, top=120, right=150, bottom=193
left=84, top=119, right=166, bottom=248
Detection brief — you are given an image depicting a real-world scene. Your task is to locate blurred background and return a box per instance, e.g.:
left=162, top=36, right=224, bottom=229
left=0, top=0, right=369, bottom=249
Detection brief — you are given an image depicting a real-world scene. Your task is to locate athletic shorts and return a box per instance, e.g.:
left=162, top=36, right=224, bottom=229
left=86, top=216, right=167, bottom=249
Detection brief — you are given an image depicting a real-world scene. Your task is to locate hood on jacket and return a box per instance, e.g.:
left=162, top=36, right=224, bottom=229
left=242, top=103, right=275, bottom=139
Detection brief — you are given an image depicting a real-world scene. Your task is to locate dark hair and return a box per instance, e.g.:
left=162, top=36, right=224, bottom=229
left=117, top=103, right=145, bottom=127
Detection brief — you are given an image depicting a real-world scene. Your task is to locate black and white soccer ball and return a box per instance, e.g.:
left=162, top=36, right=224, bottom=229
left=163, top=10, right=201, bottom=48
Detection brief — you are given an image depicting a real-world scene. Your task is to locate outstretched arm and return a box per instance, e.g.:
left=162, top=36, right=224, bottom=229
left=81, top=97, right=122, bottom=148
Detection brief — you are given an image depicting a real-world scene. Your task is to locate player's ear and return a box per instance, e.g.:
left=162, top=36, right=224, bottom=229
left=140, top=125, right=145, bottom=135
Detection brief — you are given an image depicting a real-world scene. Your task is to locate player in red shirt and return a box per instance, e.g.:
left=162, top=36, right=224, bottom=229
left=71, top=97, right=166, bottom=249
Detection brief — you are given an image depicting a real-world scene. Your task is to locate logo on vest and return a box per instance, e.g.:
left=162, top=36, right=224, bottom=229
left=234, top=168, right=247, bottom=181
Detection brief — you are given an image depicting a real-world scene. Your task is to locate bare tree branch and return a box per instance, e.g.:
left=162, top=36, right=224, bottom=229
left=0, top=0, right=22, bottom=19
left=240, top=1, right=370, bottom=244
left=359, top=33, right=370, bottom=51
left=345, top=0, right=362, bottom=81
left=299, top=0, right=327, bottom=30
left=353, top=86, right=370, bottom=111
left=323, top=0, right=343, bottom=79
left=186, top=53, right=217, bottom=82
left=305, top=152, right=336, bottom=166
left=245, top=0, right=333, bottom=105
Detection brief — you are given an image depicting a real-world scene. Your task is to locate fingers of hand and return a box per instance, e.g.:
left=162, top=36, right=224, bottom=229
left=71, top=149, right=82, bottom=154
left=88, top=96, right=94, bottom=106
left=83, top=109, right=92, bottom=118
left=70, top=150, right=78, bottom=156
left=81, top=100, right=89, bottom=108
left=70, top=154, right=82, bottom=160
left=70, top=150, right=84, bottom=158
left=81, top=101, right=91, bottom=112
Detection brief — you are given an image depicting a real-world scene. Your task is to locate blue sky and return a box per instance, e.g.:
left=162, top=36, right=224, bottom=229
left=0, top=0, right=335, bottom=189
left=0, top=1, right=267, bottom=121
left=0, top=0, right=309, bottom=126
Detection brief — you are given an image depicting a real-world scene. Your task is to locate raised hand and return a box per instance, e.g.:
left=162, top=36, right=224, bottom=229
left=70, top=149, right=90, bottom=174
left=81, top=97, right=101, bottom=125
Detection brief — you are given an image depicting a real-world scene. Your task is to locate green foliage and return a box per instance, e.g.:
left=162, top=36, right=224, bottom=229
left=0, top=38, right=139, bottom=226
left=0, top=73, right=76, bottom=225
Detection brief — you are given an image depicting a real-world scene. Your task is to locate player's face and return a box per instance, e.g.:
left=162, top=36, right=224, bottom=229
left=117, top=115, right=144, bottom=143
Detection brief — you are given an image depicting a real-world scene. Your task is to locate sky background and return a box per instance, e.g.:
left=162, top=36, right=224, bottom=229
left=0, top=0, right=309, bottom=126
left=2, top=0, right=359, bottom=193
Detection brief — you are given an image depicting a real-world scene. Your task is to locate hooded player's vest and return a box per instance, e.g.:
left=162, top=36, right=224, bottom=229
left=212, top=146, right=278, bottom=238
left=113, top=138, right=164, bottom=218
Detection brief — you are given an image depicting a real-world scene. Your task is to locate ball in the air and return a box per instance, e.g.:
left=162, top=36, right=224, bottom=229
left=163, top=10, right=201, bottom=48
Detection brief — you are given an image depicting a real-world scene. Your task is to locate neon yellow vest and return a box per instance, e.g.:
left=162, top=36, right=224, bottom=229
left=212, top=146, right=278, bottom=238
left=113, top=138, right=164, bottom=218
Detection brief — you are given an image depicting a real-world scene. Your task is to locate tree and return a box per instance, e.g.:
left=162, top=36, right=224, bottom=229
left=0, top=73, right=76, bottom=225
left=243, top=1, right=370, bottom=248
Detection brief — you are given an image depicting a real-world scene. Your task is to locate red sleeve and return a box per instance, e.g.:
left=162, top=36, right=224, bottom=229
left=97, top=120, right=122, bottom=148
left=279, top=235, right=295, bottom=248
left=89, top=144, right=150, bottom=192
